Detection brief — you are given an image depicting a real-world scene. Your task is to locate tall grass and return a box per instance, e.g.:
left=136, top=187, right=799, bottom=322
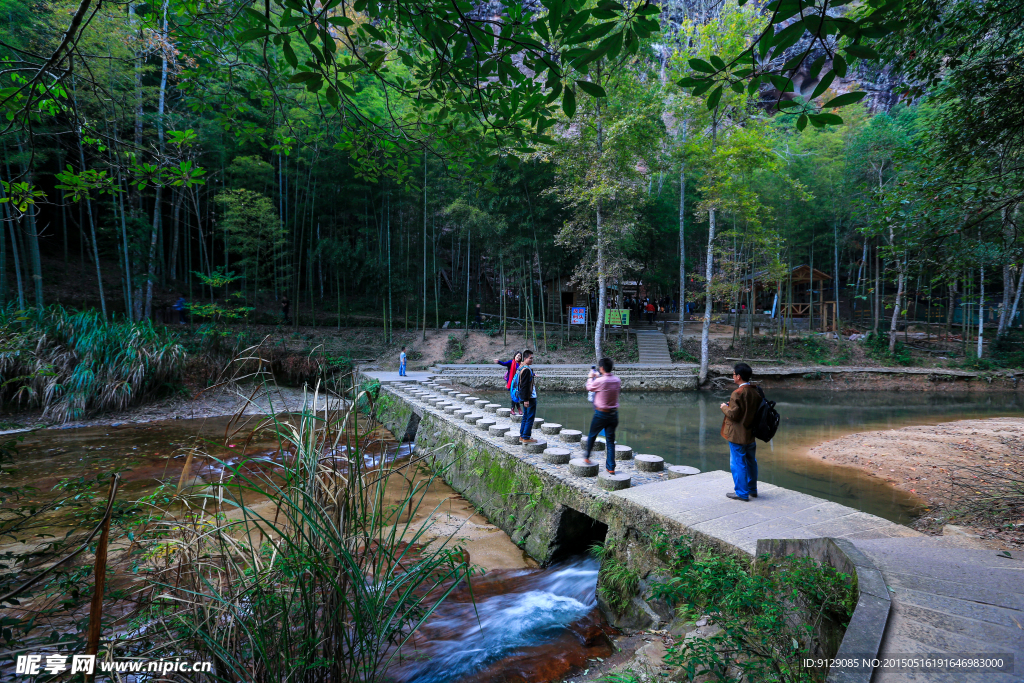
left=135, top=380, right=470, bottom=682
left=0, top=305, right=185, bottom=422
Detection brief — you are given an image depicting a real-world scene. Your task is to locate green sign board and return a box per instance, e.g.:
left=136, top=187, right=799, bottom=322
left=604, top=309, right=630, bottom=326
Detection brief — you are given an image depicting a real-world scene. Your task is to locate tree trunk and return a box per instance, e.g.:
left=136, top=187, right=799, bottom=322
left=677, top=154, right=686, bottom=346
left=76, top=124, right=107, bottom=320
left=698, top=117, right=718, bottom=386
left=594, top=98, right=606, bottom=361
left=144, top=0, right=170, bottom=320
left=888, top=257, right=905, bottom=353
left=422, top=152, right=427, bottom=341
left=1007, top=264, right=1024, bottom=333
left=977, top=262, right=985, bottom=358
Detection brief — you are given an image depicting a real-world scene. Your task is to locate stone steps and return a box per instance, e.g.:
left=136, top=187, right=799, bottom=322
left=634, top=330, right=672, bottom=363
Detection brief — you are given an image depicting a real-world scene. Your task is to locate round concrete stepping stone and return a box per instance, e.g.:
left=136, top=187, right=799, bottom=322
left=635, top=454, right=664, bottom=472
left=474, top=399, right=489, bottom=409
left=542, top=448, right=571, bottom=464
left=504, top=432, right=523, bottom=445
left=464, top=413, right=483, bottom=424
left=454, top=409, right=471, bottom=418
left=427, top=398, right=443, bottom=405
left=484, top=403, right=501, bottom=413
left=496, top=408, right=511, bottom=418
left=598, top=472, right=631, bottom=491
left=614, top=444, right=634, bottom=460
left=667, top=465, right=701, bottom=479
left=489, top=424, right=510, bottom=437
left=522, top=440, right=547, bottom=454
left=559, top=429, right=582, bottom=443
left=455, top=393, right=469, bottom=401
left=464, top=396, right=480, bottom=405
left=476, top=418, right=496, bottom=430
left=444, top=405, right=459, bottom=414
left=540, top=423, right=562, bottom=435
left=533, top=417, right=544, bottom=429
left=568, top=458, right=599, bottom=477
left=510, top=414, right=523, bottom=424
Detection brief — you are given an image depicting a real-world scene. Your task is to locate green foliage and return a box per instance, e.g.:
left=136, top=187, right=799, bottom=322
left=593, top=543, right=640, bottom=614
left=443, top=334, right=465, bottom=363
left=0, top=305, right=186, bottom=422
left=863, top=332, right=911, bottom=366
left=654, top=543, right=856, bottom=683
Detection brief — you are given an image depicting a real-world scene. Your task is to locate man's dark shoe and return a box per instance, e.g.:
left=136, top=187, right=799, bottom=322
left=726, top=492, right=750, bottom=502
left=750, top=492, right=758, bottom=498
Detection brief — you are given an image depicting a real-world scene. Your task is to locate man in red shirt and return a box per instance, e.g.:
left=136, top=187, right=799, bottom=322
left=584, top=357, right=622, bottom=474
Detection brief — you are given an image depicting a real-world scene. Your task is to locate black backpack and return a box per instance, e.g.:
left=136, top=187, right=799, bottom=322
left=753, top=385, right=781, bottom=442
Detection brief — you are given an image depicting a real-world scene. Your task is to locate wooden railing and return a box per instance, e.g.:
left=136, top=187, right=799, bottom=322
left=779, top=301, right=837, bottom=331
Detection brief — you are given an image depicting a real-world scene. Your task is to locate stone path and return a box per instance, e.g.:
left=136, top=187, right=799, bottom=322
left=634, top=330, right=672, bottom=364
left=852, top=537, right=1024, bottom=683
left=385, top=380, right=672, bottom=497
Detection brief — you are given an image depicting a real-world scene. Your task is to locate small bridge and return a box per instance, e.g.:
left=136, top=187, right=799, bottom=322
left=370, top=375, right=1024, bottom=683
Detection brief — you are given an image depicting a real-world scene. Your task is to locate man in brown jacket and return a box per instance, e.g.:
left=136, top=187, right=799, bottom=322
left=720, top=362, right=759, bottom=501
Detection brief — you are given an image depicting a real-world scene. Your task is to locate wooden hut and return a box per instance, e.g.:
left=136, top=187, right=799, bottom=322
left=743, top=264, right=836, bottom=331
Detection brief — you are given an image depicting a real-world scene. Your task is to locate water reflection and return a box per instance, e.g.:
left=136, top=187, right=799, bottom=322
left=483, top=389, right=1022, bottom=523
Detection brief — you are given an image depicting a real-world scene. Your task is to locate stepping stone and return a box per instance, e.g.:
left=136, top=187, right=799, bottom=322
left=484, top=403, right=501, bottom=413
left=522, top=440, right=547, bottom=454
left=559, top=429, right=582, bottom=443
left=496, top=408, right=512, bottom=418
left=444, top=405, right=459, bottom=414
left=455, top=394, right=469, bottom=401
left=454, top=409, right=471, bottom=418
left=464, top=413, right=483, bottom=424
left=476, top=418, right=496, bottom=431
left=666, top=465, right=701, bottom=479
left=533, top=417, right=544, bottom=429
left=598, top=472, right=631, bottom=491
left=569, top=458, right=599, bottom=477
left=464, top=396, right=480, bottom=405
left=635, top=454, right=664, bottom=472
left=427, top=398, right=443, bottom=406
left=510, top=414, right=523, bottom=424
left=614, top=444, right=633, bottom=460
left=542, top=448, right=571, bottom=464
left=489, top=424, right=510, bottom=437
left=474, top=399, right=489, bottom=409
left=540, top=423, right=562, bottom=435
left=504, top=432, right=524, bottom=445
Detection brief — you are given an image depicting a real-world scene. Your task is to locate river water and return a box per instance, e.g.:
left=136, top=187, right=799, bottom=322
left=5, top=390, right=1020, bottom=683
left=483, top=389, right=1023, bottom=524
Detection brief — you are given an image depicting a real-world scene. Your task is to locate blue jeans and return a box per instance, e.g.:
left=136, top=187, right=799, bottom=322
left=399, top=362, right=406, bottom=376
left=729, top=441, right=758, bottom=500
left=520, top=399, right=537, bottom=438
left=585, top=409, right=618, bottom=472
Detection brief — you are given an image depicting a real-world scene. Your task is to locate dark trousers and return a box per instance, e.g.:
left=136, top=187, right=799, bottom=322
left=585, top=409, right=618, bottom=472
left=520, top=399, right=537, bottom=438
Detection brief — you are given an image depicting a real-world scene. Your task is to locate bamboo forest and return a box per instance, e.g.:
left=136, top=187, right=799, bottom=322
left=2, top=0, right=1023, bottom=681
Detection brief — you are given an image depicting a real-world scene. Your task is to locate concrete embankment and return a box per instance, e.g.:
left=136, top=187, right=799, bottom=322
left=370, top=375, right=1024, bottom=682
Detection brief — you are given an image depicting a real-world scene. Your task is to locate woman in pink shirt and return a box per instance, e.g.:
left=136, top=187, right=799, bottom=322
left=584, top=357, right=621, bottom=474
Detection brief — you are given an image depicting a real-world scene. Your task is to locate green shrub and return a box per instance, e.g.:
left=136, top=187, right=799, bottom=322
left=443, top=334, right=465, bottom=362
left=654, top=542, right=855, bottom=683
left=0, top=305, right=186, bottom=422
left=863, top=332, right=911, bottom=365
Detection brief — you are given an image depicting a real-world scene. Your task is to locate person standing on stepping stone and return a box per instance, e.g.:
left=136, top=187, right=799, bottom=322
left=399, top=346, right=408, bottom=377
left=518, top=350, right=538, bottom=444
left=720, top=362, right=759, bottom=502
left=496, top=352, right=523, bottom=415
left=584, top=358, right=621, bottom=474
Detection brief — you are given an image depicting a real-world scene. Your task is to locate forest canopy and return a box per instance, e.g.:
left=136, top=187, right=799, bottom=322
left=1, top=0, right=1022, bottom=372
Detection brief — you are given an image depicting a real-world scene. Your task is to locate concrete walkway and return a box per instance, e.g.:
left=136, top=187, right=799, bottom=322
left=612, top=473, right=921, bottom=554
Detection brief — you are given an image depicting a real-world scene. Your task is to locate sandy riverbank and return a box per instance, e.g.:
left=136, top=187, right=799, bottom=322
left=806, top=417, right=1024, bottom=548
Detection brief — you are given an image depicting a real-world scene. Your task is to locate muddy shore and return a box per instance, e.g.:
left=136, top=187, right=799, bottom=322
left=807, top=417, right=1024, bottom=548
